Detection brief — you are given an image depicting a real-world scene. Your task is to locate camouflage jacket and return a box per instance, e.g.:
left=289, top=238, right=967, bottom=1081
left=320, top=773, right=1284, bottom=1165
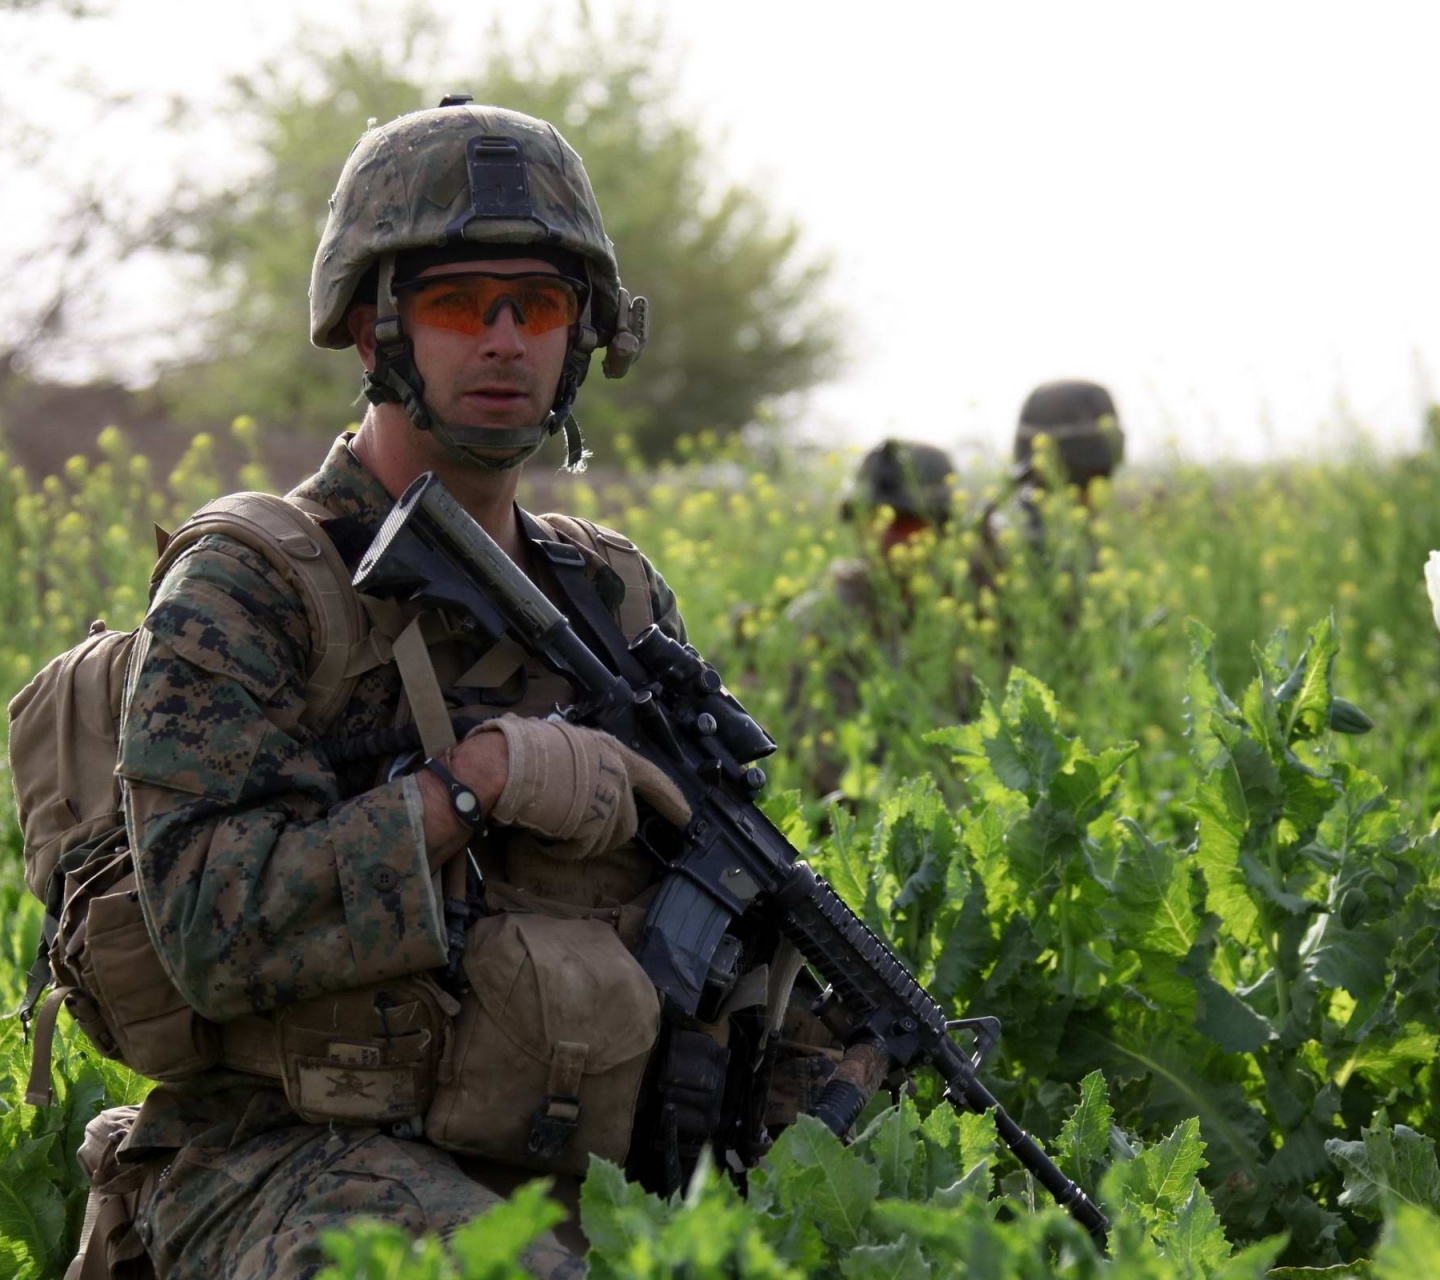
left=118, top=433, right=683, bottom=1148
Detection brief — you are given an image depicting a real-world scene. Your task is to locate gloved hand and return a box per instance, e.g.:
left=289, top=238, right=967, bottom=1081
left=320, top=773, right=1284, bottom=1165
left=471, top=715, right=690, bottom=860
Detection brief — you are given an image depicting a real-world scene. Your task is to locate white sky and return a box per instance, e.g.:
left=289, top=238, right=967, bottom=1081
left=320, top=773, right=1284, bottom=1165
left=4, top=0, right=1439, bottom=468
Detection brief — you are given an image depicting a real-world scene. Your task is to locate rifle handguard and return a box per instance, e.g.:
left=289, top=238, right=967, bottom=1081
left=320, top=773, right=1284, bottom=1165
left=808, top=1040, right=889, bottom=1136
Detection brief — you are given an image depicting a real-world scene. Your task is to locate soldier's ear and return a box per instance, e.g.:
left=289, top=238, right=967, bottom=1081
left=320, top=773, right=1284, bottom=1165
left=347, top=304, right=379, bottom=371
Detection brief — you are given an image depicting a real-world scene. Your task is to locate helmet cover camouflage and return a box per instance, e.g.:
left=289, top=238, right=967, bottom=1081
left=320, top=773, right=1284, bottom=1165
left=842, top=439, right=957, bottom=524
left=311, top=102, right=624, bottom=350
left=1014, top=380, right=1124, bottom=486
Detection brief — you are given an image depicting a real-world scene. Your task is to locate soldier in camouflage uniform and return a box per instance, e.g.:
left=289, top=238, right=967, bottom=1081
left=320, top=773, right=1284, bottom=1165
left=109, top=100, right=699, bottom=1279
left=973, top=378, right=1126, bottom=593
left=779, top=439, right=963, bottom=798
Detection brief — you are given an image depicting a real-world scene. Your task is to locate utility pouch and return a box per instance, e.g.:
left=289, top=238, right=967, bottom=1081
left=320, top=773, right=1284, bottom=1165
left=66, top=1105, right=159, bottom=1280
left=274, top=976, right=456, bottom=1125
left=427, top=906, right=661, bottom=1175
left=55, top=834, right=220, bottom=1082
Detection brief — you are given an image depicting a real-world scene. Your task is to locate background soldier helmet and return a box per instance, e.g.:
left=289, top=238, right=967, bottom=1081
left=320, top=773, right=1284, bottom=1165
left=841, top=438, right=957, bottom=526
left=1013, top=379, right=1125, bottom=487
left=310, top=95, right=648, bottom=471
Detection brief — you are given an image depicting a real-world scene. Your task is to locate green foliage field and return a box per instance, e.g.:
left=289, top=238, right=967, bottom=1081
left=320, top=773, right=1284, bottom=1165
left=4, top=418, right=1440, bottom=1276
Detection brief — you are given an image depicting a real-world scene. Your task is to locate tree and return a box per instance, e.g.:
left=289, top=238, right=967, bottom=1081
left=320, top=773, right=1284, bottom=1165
left=154, top=9, right=839, bottom=461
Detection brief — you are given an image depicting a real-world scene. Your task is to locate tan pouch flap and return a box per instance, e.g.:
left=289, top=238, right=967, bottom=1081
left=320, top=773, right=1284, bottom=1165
left=464, top=913, right=659, bottom=1073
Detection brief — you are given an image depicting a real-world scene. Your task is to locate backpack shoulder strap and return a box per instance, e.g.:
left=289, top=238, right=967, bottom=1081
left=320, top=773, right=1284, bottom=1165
left=150, top=492, right=370, bottom=735
left=538, top=512, right=654, bottom=637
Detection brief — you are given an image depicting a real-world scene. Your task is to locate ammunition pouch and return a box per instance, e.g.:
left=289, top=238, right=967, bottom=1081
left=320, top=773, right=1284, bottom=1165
left=272, top=976, right=457, bottom=1125
left=426, top=885, right=661, bottom=1175
left=656, top=1027, right=731, bottom=1145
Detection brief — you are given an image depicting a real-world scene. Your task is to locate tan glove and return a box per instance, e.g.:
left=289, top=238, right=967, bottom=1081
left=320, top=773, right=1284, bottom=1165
left=472, top=715, right=691, bottom=861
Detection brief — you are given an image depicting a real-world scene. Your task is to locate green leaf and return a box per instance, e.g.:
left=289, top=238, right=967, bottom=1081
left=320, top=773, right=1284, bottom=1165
left=839, top=1236, right=932, bottom=1280
left=854, top=1103, right=920, bottom=1201
left=1047, top=742, right=1138, bottom=827
left=1284, top=615, right=1339, bottom=743
left=0, top=1129, right=66, bottom=1278
left=1185, top=619, right=1242, bottom=770
left=766, top=1115, right=880, bottom=1248
left=1326, top=1122, right=1440, bottom=1219
left=1267, top=1117, right=1336, bottom=1191
left=1371, top=1201, right=1440, bottom=1280
left=1191, top=759, right=1261, bottom=945
left=1107, top=818, right=1198, bottom=958
left=1214, top=1236, right=1291, bottom=1278
left=448, top=1179, right=567, bottom=1280
left=1057, top=1071, right=1114, bottom=1175
left=819, top=801, right=870, bottom=912
left=1155, top=1184, right=1233, bottom=1274
left=1306, top=921, right=1392, bottom=1005
left=1121, top=1117, right=1208, bottom=1214
left=317, top=1220, right=450, bottom=1279
left=578, top=1157, right=669, bottom=1257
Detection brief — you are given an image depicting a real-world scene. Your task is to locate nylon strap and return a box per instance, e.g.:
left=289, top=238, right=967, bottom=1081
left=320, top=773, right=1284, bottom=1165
left=456, top=635, right=528, bottom=688
left=542, top=513, right=653, bottom=638
left=392, top=614, right=457, bottom=758
left=25, top=986, right=72, bottom=1106
left=546, top=1040, right=588, bottom=1117
left=63, top=1184, right=102, bottom=1280
left=523, top=514, right=649, bottom=684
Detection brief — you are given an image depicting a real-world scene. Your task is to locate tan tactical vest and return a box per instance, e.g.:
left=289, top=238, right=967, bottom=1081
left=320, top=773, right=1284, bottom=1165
left=198, top=507, right=670, bottom=1176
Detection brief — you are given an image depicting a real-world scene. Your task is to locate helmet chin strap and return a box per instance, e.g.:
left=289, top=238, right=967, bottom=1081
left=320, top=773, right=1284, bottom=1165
left=361, top=252, right=591, bottom=473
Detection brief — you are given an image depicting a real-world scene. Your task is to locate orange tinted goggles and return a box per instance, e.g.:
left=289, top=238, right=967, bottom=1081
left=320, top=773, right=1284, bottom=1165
left=395, top=271, right=587, bottom=338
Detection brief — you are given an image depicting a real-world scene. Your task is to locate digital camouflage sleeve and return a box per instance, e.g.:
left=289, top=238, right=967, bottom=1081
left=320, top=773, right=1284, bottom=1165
left=117, top=533, right=449, bottom=1021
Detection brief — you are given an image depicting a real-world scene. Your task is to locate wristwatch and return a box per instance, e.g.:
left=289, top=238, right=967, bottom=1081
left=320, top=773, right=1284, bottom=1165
left=422, top=756, right=487, bottom=835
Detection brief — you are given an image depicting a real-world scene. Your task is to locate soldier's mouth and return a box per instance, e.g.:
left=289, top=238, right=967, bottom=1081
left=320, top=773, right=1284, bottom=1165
left=461, top=388, right=530, bottom=407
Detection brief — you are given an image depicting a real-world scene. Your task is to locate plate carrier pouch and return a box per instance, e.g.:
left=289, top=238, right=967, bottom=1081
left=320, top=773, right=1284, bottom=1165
left=9, top=491, right=371, bottom=1104
left=425, top=880, right=662, bottom=1175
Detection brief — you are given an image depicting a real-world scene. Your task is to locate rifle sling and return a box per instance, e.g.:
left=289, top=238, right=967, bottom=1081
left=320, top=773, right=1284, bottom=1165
left=520, top=513, right=650, bottom=687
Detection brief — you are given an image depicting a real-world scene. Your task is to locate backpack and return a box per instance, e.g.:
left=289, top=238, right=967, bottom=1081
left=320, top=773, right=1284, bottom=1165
left=8, top=491, right=368, bottom=1103
left=8, top=495, right=655, bottom=1104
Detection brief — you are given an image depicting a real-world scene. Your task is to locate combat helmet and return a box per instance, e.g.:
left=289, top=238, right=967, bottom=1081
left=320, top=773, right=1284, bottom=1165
left=841, top=439, right=957, bottom=525
left=310, top=95, right=648, bottom=471
left=1014, top=380, right=1124, bottom=487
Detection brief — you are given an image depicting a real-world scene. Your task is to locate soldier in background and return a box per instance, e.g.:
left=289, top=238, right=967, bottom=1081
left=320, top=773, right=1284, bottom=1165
left=979, top=378, right=1126, bottom=569
left=781, top=439, right=963, bottom=799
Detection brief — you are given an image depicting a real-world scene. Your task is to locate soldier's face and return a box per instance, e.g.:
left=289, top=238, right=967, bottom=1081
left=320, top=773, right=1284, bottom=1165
left=398, top=257, right=572, bottom=434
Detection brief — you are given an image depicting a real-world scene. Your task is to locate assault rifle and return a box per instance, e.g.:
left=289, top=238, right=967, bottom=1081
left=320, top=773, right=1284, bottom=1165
left=354, top=471, right=1109, bottom=1245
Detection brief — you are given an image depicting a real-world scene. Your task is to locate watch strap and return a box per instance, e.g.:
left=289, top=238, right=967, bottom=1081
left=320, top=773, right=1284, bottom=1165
left=422, top=756, right=487, bottom=834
